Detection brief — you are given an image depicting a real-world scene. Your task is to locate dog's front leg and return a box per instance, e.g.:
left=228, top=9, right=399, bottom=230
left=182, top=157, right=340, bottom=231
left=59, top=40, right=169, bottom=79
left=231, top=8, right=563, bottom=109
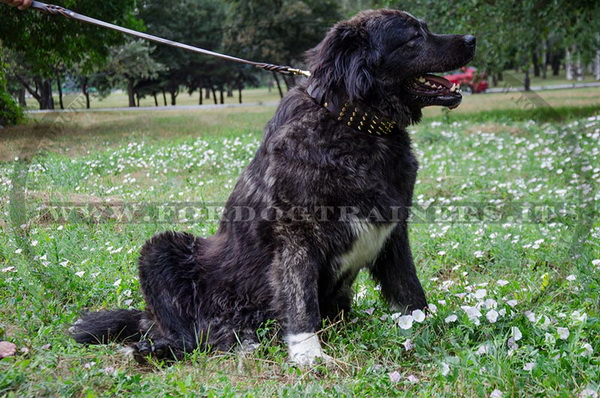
left=272, top=243, right=330, bottom=366
left=370, top=223, right=428, bottom=313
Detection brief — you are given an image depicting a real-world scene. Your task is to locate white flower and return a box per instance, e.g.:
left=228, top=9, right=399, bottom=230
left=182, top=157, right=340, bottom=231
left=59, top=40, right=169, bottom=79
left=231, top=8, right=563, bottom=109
left=579, top=388, right=598, bottom=398
left=461, top=306, right=482, bottom=321
left=412, top=309, right=426, bottom=323
left=566, top=274, right=577, bottom=281
left=75, top=271, right=85, bottom=278
left=474, top=251, right=485, bottom=258
left=388, top=370, right=401, bottom=383
left=511, top=327, right=522, bottom=341
left=445, top=314, right=458, bottom=323
left=497, top=280, right=509, bottom=287
left=397, top=315, right=414, bottom=330
left=15, top=248, right=23, bottom=254
left=31, top=240, right=39, bottom=247
left=545, top=333, right=556, bottom=345
left=506, top=300, right=518, bottom=307
left=507, top=337, right=519, bottom=350
left=438, top=250, right=446, bottom=256
left=571, top=311, right=587, bottom=325
left=581, top=343, right=593, bottom=357
left=524, top=311, right=537, bottom=322
left=486, top=310, right=499, bottom=323
left=406, top=375, right=419, bottom=383
left=490, top=389, right=503, bottom=398
left=440, top=362, right=450, bottom=376
left=428, top=304, right=438, bottom=314
left=483, top=299, right=498, bottom=309
left=113, top=279, right=122, bottom=287
left=476, top=343, right=491, bottom=355
left=1, top=267, right=16, bottom=273
left=523, top=362, right=535, bottom=371
left=557, top=327, right=570, bottom=340
left=474, top=289, right=487, bottom=299
left=537, top=315, right=551, bottom=330
left=402, top=339, right=414, bottom=351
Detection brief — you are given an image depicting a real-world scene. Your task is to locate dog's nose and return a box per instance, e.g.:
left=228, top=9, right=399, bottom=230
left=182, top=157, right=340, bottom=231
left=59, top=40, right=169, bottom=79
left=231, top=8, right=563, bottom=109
left=464, top=35, right=476, bottom=47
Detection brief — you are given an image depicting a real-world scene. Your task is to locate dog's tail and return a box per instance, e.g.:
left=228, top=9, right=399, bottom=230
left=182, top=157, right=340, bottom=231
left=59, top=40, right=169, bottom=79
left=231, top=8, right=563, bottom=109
left=69, top=309, right=144, bottom=344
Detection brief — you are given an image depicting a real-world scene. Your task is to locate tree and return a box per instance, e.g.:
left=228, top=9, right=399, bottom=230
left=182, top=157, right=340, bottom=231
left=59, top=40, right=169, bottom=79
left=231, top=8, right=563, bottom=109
left=0, top=57, right=23, bottom=127
left=223, top=0, right=342, bottom=94
left=138, top=0, right=228, bottom=106
left=0, top=0, right=139, bottom=109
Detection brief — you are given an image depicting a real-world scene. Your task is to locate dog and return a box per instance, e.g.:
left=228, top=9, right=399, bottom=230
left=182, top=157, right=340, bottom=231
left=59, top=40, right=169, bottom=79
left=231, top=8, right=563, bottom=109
left=71, top=9, right=476, bottom=366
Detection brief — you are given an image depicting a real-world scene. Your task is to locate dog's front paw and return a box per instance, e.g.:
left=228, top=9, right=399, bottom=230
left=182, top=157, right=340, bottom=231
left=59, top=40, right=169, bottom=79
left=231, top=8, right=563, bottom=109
left=286, top=332, right=333, bottom=366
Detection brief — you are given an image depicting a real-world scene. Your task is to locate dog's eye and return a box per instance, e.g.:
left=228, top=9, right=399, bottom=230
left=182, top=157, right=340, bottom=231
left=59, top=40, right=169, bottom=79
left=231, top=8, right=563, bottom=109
left=405, top=34, right=421, bottom=47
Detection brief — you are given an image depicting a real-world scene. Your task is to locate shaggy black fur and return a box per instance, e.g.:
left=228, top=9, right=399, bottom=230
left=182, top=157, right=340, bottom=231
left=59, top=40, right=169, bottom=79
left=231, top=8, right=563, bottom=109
left=71, top=9, right=476, bottom=364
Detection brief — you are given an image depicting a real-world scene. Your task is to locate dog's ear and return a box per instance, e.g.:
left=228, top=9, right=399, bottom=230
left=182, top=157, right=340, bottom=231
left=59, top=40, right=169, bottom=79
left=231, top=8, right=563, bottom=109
left=307, top=21, right=378, bottom=103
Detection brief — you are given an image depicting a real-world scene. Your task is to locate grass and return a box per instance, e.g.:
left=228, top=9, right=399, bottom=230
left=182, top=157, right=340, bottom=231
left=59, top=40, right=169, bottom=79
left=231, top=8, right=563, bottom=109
left=0, top=87, right=599, bottom=396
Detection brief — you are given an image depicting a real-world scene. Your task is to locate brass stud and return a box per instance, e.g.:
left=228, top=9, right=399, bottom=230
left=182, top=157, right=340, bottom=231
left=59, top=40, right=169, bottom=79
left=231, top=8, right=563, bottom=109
left=338, top=117, right=342, bottom=121
left=324, top=102, right=328, bottom=107
left=347, top=122, right=352, bottom=126
left=368, top=129, right=373, bottom=134
left=358, top=126, right=362, bottom=130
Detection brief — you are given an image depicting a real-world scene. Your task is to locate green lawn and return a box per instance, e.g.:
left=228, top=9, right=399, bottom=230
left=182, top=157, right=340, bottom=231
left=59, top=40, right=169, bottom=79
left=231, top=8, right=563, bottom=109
left=0, top=90, right=598, bottom=396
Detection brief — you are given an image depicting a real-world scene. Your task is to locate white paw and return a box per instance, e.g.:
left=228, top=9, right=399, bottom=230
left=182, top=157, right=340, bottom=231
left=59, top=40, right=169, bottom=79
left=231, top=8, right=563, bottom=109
left=286, top=333, right=333, bottom=366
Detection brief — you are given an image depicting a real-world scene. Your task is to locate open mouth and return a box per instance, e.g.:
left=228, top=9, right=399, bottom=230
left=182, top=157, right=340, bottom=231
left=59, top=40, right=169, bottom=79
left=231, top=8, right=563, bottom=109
left=405, top=73, right=462, bottom=109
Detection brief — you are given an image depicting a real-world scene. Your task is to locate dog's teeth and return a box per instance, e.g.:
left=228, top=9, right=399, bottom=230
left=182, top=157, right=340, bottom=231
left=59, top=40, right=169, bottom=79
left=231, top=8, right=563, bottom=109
left=418, top=77, right=426, bottom=83
left=450, top=83, right=456, bottom=92
left=424, top=81, right=432, bottom=86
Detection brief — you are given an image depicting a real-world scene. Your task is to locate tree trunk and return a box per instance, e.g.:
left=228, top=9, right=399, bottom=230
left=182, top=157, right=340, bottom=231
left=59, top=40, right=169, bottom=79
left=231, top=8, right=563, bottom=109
left=136, top=93, right=140, bottom=107
left=219, top=88, right=224, bottom=104
left=227, top=85, right=234, bottom=98
left=273, top=72, right=284, bottom=98
left=565, top=46, right=574, bottom=80
left=82, top=77, right=90, bottom=109
left=492, top=73, right=498, bottom=87
left=17, top=88, right=26, bottom=107
left=39, top=79, right=54, bottom=110
left=205, top=87, right=211, bottom=99
left=595, top=40, right=600, bottom=80
left=199, top=88, right=203, bottom=105
left=127, top=77, right=136, bottom=107
left=533, top=50, right=540, bottom=77
left=524, top=68, right=531, bottom=91
left=161, top=89, right=167, bottom=106
left=574, top=52, right=584, bottom=81
left=541, top=40, right=548, bottom=79
left=56, top=71, right=64, bottom=110
left=170, top=90, right=177, bottom=106
left=153, top=92, right=158, bottom=106
left=210, top=85, right=218, bottom=104
left=238, top=86, right=242, bottom=104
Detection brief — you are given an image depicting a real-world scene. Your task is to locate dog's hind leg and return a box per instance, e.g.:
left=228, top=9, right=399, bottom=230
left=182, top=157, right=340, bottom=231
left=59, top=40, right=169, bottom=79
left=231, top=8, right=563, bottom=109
left=135, top=231, right=202, bottom=361
left=370, top=224, right=427, bottom=313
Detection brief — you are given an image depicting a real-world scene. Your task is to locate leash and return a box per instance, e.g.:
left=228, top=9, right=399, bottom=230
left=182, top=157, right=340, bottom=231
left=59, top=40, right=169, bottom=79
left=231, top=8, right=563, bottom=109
left=27, top=1, right=311, bottom=78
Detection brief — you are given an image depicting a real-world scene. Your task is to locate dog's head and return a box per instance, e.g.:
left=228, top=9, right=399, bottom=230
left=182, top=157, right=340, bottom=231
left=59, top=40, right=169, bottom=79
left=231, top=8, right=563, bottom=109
left=307, top=9, right=476, bottom=125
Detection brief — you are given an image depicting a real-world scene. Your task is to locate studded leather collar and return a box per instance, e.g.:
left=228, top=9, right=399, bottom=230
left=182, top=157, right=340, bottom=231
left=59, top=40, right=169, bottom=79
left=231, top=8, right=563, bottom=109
left=306, top=82, right=397, bottom=136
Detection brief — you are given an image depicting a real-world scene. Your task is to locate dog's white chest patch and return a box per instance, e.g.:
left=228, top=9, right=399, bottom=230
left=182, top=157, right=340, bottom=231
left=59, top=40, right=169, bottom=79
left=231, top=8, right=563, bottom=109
left=337, top=221, right=396, bottom=276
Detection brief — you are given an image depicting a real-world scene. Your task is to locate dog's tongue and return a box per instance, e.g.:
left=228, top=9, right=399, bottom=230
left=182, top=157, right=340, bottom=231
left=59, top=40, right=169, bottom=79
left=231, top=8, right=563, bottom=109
left=423, top=74, right=452, bottom=89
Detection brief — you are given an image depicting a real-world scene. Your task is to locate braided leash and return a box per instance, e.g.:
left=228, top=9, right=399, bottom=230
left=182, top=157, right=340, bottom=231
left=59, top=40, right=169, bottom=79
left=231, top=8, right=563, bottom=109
left=28, top=1, right=311, bottom=78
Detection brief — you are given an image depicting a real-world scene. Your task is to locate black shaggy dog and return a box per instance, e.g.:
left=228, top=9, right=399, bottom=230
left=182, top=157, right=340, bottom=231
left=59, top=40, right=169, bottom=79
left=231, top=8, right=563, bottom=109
left=71, top=9, right=476, bottom=365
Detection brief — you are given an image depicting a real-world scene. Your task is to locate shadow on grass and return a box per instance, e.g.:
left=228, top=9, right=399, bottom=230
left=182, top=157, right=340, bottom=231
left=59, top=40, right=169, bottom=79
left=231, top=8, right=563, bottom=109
left=432, top=104, right=599, bottom=124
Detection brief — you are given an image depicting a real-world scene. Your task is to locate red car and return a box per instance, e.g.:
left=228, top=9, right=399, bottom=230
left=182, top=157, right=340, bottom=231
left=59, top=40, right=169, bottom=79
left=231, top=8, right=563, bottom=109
left=443, top=67, right=488, bottom=94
